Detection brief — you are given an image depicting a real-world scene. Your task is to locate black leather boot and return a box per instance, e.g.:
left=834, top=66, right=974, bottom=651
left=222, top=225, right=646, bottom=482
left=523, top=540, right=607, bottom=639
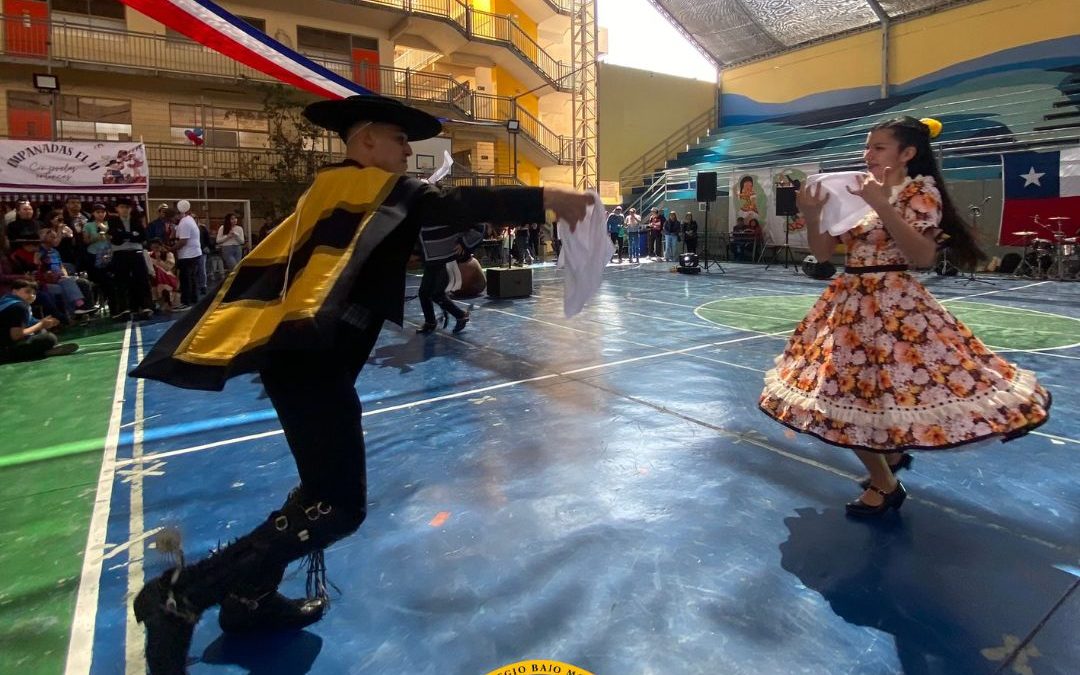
left=219, top=591, right=328, bottom=633
left=133, top=569, right=200, bottom=675
left=134, top=488, right=364, bottom=672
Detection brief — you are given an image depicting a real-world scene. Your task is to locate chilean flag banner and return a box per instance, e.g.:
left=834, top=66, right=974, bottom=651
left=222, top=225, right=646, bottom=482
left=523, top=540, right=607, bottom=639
left=118, top=0, right=368, bottom=100
left=999, top=149, right=1080, bottom=245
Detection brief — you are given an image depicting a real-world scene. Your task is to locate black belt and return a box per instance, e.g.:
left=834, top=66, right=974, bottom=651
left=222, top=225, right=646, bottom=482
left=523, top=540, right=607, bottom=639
left=843, top=264, right=909, bottom=273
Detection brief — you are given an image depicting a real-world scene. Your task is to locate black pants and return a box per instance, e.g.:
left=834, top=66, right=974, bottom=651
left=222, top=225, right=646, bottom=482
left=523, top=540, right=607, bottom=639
left=110, top=249, right=154, bottom=314
left=649, top=230, right=663, bottom=257
left=684, top=236, right=698, bottom=254
left=0, top=330, right=57, bottom=363
left=609, top=233, right=623, bottom=261
left=418, top=263, right=466, bottom=325
left=154, top=320, right=385, bottom=617
left=259, top=319, right=383, bottom=512
left=177, top=256, right=200, bottom=305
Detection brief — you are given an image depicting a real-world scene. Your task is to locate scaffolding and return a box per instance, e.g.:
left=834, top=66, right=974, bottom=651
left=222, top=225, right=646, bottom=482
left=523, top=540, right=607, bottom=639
left=570, top=0, right=598, bottom=191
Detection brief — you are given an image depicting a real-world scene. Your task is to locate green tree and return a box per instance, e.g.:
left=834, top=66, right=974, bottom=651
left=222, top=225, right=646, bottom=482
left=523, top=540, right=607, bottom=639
left=245, top=82, right=334, bottom=219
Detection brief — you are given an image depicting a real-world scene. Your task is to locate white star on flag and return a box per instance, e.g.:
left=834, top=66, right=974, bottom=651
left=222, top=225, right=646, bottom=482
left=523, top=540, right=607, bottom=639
left=1020, top=167, right=1045, bottom=187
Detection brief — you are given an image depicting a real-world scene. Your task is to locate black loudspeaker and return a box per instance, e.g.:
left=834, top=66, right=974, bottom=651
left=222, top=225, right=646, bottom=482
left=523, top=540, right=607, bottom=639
left=696, top=172, right=717, bottom=202
left=486, top=267, right=532, bottom=298
left=677, top=252, right=701, bottom=274
left=775, top=186, right=798, bottom=216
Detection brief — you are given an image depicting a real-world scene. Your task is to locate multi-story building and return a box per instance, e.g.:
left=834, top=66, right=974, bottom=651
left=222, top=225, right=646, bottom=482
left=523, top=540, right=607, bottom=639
left=1, top=0, right=595, bottom=222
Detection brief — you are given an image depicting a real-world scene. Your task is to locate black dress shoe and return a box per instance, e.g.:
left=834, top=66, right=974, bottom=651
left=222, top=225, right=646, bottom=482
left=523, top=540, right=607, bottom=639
left=133, top=572, right=200, bottom=675
left=218, top=592, right=327, bottom=634
left=452, top=312, right=469, bottom=334
left=858, top=452, right=913, bottom=489
left=845, top=480, right=907, bottom=518
left=416, top=322, right=437, bottom=334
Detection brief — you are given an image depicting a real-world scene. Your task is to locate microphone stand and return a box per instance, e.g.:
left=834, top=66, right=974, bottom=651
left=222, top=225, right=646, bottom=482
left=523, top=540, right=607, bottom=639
left=959, top=197, right=993, bottom=285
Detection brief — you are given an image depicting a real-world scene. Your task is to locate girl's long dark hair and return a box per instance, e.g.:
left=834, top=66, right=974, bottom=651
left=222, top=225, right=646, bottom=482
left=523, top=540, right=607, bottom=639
left=871, top=116, right=985, bottom=270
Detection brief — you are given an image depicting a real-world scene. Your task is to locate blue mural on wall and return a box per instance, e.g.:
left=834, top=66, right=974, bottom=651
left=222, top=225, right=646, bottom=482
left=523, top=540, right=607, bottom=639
left=628, top=36, right=1080, bottom=201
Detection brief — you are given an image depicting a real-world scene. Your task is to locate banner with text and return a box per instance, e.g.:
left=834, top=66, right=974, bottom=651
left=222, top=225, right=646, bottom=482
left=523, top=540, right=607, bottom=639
left=0, top=141, right=149, bottom=194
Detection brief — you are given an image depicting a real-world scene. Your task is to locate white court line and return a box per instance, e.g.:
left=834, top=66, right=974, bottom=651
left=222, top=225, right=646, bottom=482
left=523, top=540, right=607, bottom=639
left=125, top=327, right=148, bottom=675
left=1033, top=431, right=1080, bottom=445
left=64, top=322, right=132, bottom=675
left=121, top=329, right=792, bottom=468
left=940, top=280, right=1050, bottom=303
left=101, top=527, right=163, bottom=562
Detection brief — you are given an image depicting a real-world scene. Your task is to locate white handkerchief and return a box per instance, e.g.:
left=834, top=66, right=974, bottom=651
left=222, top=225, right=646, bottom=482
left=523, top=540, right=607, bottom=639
left=557, top=191, right=614, bottom=318
left=424, top=150, right=454, bottom=184
left=806, top=171, right=873, bottom=236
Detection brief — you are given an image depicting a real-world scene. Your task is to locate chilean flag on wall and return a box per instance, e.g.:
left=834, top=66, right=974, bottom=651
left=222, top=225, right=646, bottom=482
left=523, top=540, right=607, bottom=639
left=118, top=0, right=368, bottom=100
left=999, top=149, right=1080, bottom=245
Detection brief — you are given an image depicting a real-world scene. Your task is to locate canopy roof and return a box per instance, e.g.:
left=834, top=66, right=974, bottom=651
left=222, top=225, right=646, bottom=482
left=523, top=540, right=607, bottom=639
left=650, top=0, right=977, bottom=68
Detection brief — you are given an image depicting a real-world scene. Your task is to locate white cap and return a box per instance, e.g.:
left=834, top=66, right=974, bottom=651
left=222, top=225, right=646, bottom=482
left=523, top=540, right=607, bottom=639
left=176, top=199, right=191, bottom=214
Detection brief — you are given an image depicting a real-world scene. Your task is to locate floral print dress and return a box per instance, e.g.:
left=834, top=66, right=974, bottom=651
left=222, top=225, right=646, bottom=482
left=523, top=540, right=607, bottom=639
left=759, top=175, right=1051, bottom=451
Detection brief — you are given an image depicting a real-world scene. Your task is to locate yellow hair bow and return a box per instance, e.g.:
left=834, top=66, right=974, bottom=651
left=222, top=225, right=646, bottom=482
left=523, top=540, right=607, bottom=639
left=919, top=117, right=943, bottom=139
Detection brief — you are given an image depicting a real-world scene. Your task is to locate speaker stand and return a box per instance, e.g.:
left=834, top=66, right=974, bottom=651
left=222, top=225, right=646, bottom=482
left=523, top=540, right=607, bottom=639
left=702, top=201, right=725, bottom=273
left=765, top=216, right=799, bottom=272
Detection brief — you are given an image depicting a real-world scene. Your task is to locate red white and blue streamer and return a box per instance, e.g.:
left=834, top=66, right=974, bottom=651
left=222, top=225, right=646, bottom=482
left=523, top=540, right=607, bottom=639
left=119, top=0, right=369, bottom=100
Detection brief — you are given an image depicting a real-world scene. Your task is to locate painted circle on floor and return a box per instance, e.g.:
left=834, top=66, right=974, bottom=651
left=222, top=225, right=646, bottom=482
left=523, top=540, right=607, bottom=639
left=694, top=294, right=1080, bottom=351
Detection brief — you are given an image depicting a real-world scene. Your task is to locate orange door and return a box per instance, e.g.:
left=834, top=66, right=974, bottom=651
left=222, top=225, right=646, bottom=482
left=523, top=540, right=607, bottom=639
left=8, top=107, right=52, bottom=139
left=351, top=48, right=380, bottom=93
left=3, top=0, right=48, bottom=57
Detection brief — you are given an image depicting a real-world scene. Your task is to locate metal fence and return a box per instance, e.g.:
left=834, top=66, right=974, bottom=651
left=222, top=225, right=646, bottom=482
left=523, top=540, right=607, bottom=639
left=1, top=15, right=571, bottom=164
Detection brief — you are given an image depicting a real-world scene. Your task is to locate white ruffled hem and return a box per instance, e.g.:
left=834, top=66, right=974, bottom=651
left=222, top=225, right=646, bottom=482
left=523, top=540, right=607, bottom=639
left=761, top=365, right=1047, bottom=429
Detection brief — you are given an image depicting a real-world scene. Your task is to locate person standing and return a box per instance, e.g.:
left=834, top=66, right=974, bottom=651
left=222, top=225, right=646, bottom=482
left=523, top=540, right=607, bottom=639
left=663, top=210, right=681, bottom=262
left=682, top=211, right=699, bottom=255
left=606, top=205, right=624, bottom=264
left=215, top=212, right=246, bottom=271
left=110, top=197, right=154, bottom=320
left=648, top=207, right=664, bottom=259
left=129, top=94, right=594, bottom=675
left=172, top=202, right=201, bottom=308
left=624, top=207, right=643, bottom=263
left=759, top=116, right=1051, bottom=516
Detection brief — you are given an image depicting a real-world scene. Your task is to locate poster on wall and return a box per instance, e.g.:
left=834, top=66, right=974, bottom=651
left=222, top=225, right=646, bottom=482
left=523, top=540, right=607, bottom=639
left=0, top=140, right=149, bottom=194
left=729, top=169, right=771, bottom=235
left=769, top=163, right=819, bottom=249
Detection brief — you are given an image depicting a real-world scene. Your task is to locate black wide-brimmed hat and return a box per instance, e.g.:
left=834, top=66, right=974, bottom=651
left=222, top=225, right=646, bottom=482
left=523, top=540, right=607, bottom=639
left=303, top=94, right=442, bottom=141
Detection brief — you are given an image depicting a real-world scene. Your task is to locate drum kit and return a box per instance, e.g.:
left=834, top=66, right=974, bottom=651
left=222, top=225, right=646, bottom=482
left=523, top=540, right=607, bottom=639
left=1012, top=216, right=1079, bottom=280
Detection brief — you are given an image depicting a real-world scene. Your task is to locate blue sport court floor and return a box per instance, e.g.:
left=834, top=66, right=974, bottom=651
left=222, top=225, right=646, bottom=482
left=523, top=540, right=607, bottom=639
left=56, top=261, right=1080, bottom=674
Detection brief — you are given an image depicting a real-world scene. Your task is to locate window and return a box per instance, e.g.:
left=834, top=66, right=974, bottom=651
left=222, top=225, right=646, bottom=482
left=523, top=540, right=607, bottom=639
left=52, top=0, right=125, bottom=19
left=51, top=0, right=125, bottom=29
left=236, top=16, right=266, bottom=33
left=56, top=95, right=131, bottom=141
left=169, top=103, right=268, bottom=148
left=297, top=26, right=377, bottom=61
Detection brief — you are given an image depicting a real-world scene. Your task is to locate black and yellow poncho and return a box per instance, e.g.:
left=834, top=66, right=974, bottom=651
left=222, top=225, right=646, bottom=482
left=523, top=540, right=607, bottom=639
left=131, top=163, right=428, bottom=391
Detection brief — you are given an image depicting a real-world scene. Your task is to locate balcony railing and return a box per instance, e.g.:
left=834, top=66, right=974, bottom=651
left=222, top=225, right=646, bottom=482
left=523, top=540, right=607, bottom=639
left=144, top=142, right=523, bottom=185
left=335, top=0, right=570, bottom=86
left=0, top=16, right=571, bottom=163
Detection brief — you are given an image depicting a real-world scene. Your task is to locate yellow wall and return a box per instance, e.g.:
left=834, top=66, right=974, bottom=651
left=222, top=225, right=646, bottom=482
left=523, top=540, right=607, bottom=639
left=598, top=64, right=718, bottom=182
left=492, top=0, right=537, bottom=37
left=494, top=66, right=539, bottom=117
left=722, top=0, right=1080, bottom=104
left=889, top=0, right=1080, bottom=84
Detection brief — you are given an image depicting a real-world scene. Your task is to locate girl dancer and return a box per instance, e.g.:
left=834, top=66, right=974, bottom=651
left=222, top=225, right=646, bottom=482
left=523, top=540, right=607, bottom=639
left=759, top=116, right=1051, bottom=516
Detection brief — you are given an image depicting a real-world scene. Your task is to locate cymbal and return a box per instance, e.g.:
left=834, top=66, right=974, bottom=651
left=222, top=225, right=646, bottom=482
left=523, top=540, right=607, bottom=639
left=1013, top=231, right=1037, bottom=236
left=1047, top=216, right=1071, bottom=221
